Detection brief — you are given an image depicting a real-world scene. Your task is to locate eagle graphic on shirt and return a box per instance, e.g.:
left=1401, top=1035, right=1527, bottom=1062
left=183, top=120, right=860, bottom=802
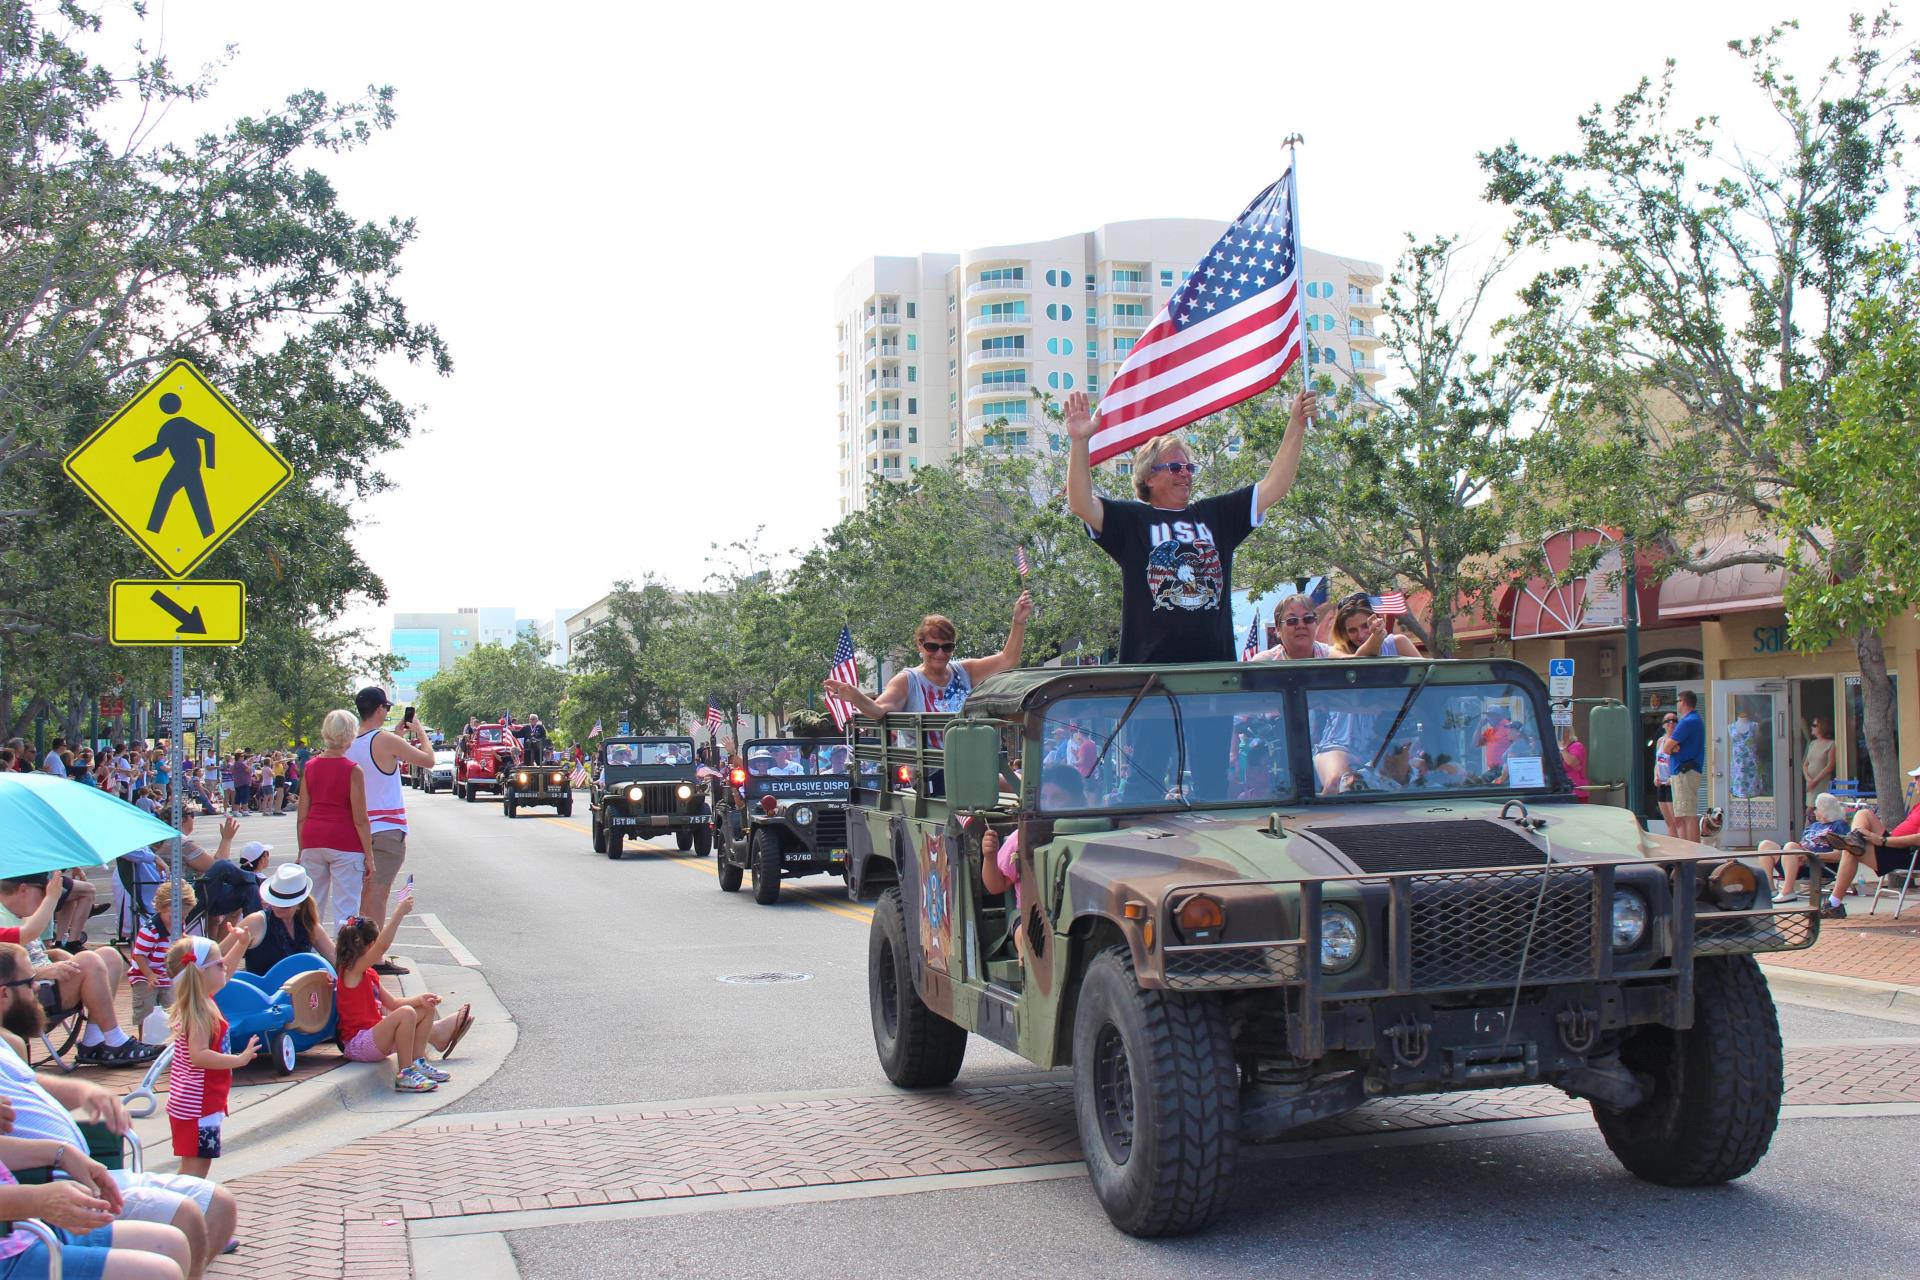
left=1145, top=519, right=1225, bottom=612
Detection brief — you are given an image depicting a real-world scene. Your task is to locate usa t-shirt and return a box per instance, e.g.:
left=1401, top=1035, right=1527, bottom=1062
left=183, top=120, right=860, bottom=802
left=1091, top=486, right=1260, bottom=664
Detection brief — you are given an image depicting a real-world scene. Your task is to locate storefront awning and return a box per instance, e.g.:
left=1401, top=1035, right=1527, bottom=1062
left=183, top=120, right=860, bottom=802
left=1656, top=536, right=1787, bottom=620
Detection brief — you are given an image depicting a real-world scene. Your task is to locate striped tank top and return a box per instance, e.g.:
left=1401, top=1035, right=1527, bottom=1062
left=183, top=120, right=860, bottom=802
left=345, top=729, right=408, bottom=834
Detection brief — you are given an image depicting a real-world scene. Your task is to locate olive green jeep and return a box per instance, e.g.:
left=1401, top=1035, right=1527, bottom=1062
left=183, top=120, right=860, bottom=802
left=845, top=658, right=1818, bottom=1237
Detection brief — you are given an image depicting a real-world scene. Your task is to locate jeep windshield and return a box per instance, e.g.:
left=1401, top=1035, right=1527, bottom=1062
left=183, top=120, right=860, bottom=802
left=1040, top=690, right=1296, bottom=812
left=745, top=742, right=849, bottom=775
left=1303, top=677, right=1558, bottom=798
left=472, top=727, right=508, bottom=746
left=604, top=740, right=694, bottom=768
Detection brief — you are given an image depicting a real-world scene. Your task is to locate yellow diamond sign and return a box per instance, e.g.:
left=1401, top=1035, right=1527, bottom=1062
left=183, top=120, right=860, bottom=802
left=64, top=360, right=291, bottom=578
left=109, top=580, right=247, bottom=647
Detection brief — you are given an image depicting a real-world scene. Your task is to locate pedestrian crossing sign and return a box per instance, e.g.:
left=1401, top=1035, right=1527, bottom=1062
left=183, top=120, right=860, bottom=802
left=63, top=360, right=292, bottom=578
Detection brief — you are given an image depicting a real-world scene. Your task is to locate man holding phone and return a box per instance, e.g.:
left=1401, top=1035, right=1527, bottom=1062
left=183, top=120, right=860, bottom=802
left=347, top=687, right=435, bottom=975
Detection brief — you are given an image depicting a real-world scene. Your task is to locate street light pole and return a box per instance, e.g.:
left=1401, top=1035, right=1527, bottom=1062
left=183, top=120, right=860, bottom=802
left=1622, top=539, right=1645, bottom=829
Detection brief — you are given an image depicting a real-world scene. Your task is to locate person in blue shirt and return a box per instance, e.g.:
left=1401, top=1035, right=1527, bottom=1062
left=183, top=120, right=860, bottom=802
left=1663, top=690, right=1707, bottom=842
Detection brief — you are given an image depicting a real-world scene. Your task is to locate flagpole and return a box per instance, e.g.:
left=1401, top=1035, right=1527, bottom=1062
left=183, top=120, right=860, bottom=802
left=1282, top=134, right=1309, bottom=407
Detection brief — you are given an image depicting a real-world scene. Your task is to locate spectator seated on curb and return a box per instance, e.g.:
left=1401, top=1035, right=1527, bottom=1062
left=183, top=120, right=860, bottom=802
left=0, top=942, right=236, bottom=1280
left=1822, top=763, right=1920, bottom=919
left=0, top=876, right=159, bottom=1065
left=236, top=866, right=335, bottom=977
left=333, top=891, right=472, bottom=1094
left=1757, top=792, right=1851, bottom=903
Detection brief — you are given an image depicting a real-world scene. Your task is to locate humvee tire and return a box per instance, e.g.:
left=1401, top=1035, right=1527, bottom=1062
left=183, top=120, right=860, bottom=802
left=1594, top=954, right=1783, bottom=1186
left=606, top=830, right=624, bottom=860
left=693, top=824, right=712, bottom=857
left=868, top=887, right=967, bottom=1087
left=1073, top=946, right=1238, bottom=1237
left=752, top=829, right=783, bottom=905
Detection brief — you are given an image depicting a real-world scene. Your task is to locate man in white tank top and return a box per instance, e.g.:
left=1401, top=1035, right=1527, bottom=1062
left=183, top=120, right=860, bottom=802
left=348, top=686, right=436, bottom=974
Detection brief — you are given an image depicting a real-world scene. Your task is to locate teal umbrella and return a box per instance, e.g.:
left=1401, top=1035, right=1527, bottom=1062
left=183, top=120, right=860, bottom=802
left=0, top=773, right=178, bottom=876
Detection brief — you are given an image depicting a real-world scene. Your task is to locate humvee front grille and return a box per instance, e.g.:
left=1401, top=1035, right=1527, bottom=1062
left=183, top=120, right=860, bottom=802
left=1695, top=909, right=1817, bottom=956
left=1313, top=820, right=1549, bottom=874
left=1410, top=868, right=1594, bottom=987
left=1164, top=942, right=1303, bottom=991
left=813, top=808, right=848, bottom=849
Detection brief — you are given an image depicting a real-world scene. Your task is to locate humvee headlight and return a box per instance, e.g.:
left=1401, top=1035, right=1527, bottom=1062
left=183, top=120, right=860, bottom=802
left=677, top=784, right=693, bottom=799
left=792, top=804, right=814, bottom=826
left=1611, top=889, right=1649, bottom=949
left=1174, top=894, right=1225, bottom=943
left=627, top=785, right=642, bottom=802
left=516, top=772, right=529, bottom=786
left=1707, top=859, right=1760, bottom=911
left=1319, top=906, right=1362, bottom=973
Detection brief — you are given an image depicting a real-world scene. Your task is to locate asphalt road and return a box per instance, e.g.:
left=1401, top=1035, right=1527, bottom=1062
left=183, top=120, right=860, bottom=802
left=387, top=786, right=1920, bottom=1278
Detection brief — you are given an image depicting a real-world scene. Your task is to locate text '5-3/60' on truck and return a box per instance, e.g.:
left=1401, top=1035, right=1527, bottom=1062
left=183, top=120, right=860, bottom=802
left=590, top=737, right=712, bottom=860
left=714, top=738, right=854, bottom=904
left=844, top=658, right=1818, bottom=1238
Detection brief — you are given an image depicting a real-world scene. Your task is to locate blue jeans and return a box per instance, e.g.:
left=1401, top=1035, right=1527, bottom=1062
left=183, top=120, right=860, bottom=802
left=0, top=1222, right=114, bottom=1280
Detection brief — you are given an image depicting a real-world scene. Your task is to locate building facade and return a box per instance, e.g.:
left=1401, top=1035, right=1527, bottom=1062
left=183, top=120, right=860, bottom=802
left=388, top=606, right=519, bottom=702
left=834, top=221, right=1385, bottom=515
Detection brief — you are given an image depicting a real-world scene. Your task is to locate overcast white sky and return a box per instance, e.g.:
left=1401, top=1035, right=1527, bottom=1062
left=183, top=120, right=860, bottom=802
left=122, top=0, right=1867, bottom=646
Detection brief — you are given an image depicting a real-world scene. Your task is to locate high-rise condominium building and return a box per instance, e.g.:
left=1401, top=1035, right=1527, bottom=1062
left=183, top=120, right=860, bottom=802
left=834, top=219, right=1384, bottom=514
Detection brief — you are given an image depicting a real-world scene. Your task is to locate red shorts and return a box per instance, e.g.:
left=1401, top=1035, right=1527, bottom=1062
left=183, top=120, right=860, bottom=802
left=170, top=1113, right=223, bottom=1160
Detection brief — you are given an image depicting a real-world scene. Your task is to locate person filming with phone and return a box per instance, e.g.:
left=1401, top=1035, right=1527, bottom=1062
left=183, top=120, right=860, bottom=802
left=346, top=687, right=433, bottom=974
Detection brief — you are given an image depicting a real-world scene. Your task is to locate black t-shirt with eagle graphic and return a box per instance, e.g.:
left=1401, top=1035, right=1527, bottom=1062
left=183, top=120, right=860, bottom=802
left=1090, top=485, right=1260, bottom=664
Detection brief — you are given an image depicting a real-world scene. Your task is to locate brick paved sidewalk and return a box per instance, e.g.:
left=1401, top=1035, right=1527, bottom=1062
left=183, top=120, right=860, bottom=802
left=207, top=1042, right=1920, bottom=1280
left=1761, top=911, right=1920, bottom=987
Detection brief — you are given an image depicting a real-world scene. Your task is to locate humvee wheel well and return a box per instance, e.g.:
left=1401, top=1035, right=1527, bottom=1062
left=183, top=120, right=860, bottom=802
left=1055, top=914, right=1132, bottom=1067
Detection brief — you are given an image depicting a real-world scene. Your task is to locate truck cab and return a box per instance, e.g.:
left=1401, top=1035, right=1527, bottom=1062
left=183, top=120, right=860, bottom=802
left=453, top=722, right=514, bottom=802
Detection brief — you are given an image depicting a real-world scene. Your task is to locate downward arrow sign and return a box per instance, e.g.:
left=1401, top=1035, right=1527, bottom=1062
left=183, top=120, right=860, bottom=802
left=149, top=589, right=207, bottom=635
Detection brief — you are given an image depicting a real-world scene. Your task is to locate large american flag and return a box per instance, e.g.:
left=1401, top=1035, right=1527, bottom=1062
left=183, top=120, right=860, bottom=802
left=824, top=626, right=859, bottom=729
left=1088, top=168, right=1305, bottom=464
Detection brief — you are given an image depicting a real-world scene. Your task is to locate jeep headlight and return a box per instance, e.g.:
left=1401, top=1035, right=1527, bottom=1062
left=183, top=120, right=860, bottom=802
left=550, top=771, right=563, bottom=784
left=1320, top=905, right=1362, bottom=974
left=1611, top=889, right=1649, bottom=949
left=792, top=804, right=814, bottom=827
left=676, top=784, right=693, bottom=799
left=626, top=785, right=642, bottom=802
left=516, top=772, right=529, bottom=786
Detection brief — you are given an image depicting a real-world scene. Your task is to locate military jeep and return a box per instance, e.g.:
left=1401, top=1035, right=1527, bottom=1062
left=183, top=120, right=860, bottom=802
left=590, top=736, right=712, bottom=860
left=500, top=744, right=572, bottom=819
left=846, top=659, right=1818, bottom=1237
left=716, top=739, right=853, bottom=905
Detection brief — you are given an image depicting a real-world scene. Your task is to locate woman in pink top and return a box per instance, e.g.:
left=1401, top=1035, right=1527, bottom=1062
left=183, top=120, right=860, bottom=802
left=296, top=709, right=375, bottom=931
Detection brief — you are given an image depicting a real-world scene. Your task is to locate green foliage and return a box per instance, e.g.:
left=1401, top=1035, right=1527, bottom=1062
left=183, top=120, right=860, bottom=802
left=212, top=624, right=383, bottom=750
left=1483, top=10, right=1918, bottom=795
left=0, top=2, right=447, bottom=738
left=415, top=638, right=564, bottom=735
left=558, top=579, right=685, bottom=741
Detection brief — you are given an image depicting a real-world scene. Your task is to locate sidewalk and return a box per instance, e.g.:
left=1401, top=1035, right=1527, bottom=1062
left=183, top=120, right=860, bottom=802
left=1760, top=906, right=1920, bottom=988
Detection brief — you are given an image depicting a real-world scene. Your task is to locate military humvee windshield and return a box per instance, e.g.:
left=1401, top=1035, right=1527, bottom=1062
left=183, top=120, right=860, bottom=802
left=1306, top=678, right=1550, bottom=797
left=1041, top=690, right=1297, bottom=810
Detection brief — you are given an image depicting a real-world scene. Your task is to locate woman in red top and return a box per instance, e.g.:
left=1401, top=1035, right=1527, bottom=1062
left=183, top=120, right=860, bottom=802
left=297, top=709, right=375, bottom=932
left=334, top=889, right=473, bottom=1093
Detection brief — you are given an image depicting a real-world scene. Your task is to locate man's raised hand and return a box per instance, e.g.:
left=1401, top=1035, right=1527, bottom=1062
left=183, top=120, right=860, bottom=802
left=1290, top=389, right=1319, bottom=429
left=1012, top=591, right=1034, bottom=626
left=1063, top=391, right=1095, bottom=442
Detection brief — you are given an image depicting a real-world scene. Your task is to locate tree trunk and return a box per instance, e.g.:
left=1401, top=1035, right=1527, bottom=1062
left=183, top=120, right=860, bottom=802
left=1852, top=626, right=1902, bottom=811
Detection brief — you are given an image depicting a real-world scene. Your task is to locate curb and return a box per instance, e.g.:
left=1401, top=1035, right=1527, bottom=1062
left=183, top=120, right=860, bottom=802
left=144, top=959, right=518, bottom=1182
left=1763, top=963, right=1920, bottom=1022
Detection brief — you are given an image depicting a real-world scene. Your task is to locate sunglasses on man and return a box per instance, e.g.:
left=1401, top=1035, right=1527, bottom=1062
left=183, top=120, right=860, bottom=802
left=1149, top=461, right=1200, bottom=476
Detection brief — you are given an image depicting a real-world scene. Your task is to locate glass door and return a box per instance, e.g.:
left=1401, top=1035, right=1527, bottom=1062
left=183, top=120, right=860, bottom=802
left=1712, top=680, right=1790, bottom=848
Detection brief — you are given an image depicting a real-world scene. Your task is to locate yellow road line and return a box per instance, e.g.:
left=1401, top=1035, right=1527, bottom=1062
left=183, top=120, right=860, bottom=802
left=540, top=817, right=873, bottom=924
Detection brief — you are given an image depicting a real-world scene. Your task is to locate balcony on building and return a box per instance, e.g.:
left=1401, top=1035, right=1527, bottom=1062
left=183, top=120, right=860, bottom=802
left=965, top=310, right=1033, bottom=337
left=965, top=275, right=1033, bottom=300
left=872, top=374, right=902, bottom=391
left=1348, top=287, right=1384, bottom=318
left=965, top=347, right=1032, bottom=373
left=1101, top=312, right=1150, bottom=330
left=965, top=411, right=1039, bottom=436
left=1096, top=275, right=1153, bottom=297
left=1347, top=320, right=1383, bottom=350
left=967, top=380, right=1030, bottom=402
left=876, top=408, right=903, bottom=423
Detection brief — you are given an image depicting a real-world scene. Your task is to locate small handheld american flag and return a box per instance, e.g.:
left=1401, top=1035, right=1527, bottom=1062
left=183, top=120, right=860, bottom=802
left=1241, top=611, right=1261, bottom=660
left=824, top=626, right=859, bottom=729
left=706, top=702, right=724, bottom=733
left=1368, top=592, right=1408, bottom=616
left=589, top=719, right=603, bottom=738
left=1016, top=546, right=1030, bottom=578
left=1089, top=168, right=1305, bottom=463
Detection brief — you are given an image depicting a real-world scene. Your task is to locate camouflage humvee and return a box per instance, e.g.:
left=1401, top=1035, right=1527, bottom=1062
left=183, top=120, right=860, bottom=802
left=845, top=658, right=1818, bottom=1237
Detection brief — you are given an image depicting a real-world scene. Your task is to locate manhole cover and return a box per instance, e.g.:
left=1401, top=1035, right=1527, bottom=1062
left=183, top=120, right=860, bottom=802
left=718, top=971, right=814, bottom=986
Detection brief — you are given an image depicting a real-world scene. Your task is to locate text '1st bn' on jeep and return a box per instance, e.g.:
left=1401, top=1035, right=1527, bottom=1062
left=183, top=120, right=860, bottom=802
left=844, top=658, right=1818, bottom=1237
left=590, top=737, right=712, bottom=860
left=715, top=739, right=854, bottom=903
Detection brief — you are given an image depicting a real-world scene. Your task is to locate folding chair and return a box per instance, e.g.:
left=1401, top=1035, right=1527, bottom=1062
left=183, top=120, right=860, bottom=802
left=1868, top=858, right=1917, bottom=918
left=10, top=1219, right=63, bottom=1280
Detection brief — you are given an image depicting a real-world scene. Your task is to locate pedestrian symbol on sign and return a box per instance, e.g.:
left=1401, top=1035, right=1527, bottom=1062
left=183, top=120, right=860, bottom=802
left=133, top=393, right=217, bottom=538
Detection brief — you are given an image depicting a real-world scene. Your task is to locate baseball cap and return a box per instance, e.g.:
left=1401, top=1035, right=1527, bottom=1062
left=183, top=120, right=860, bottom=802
left=355, top=686, right=392, bottom=718
left=1907, top=764, right=1920, bottom=777
left=239, top=841, right=272, bottom=866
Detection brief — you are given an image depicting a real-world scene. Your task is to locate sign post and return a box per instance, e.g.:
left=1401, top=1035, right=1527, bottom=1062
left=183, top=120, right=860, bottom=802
left=64, top=360, right=289, bottom=938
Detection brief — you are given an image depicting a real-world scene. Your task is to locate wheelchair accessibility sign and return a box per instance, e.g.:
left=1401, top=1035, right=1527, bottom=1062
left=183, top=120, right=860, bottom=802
left=64, top=360, right=292, bottom=578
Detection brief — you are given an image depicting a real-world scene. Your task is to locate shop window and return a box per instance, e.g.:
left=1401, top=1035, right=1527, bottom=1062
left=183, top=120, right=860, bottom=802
left=1844, top=674, right=1900, bottom=797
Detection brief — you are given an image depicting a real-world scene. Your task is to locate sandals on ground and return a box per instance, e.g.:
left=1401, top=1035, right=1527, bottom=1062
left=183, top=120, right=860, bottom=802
left=440, top=1004, right=473, bottom=1060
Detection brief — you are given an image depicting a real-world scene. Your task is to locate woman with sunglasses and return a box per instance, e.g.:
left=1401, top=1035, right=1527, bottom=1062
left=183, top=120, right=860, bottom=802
left=823, top=592, right=1033, bottom=720
left=1250, top=594, right=1331, bottom=661
left=1063, top=388, right=1317, bottom=664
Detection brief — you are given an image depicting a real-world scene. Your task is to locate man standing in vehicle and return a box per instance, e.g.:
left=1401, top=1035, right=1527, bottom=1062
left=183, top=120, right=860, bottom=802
left=1064, top=388, right=1315, bottom=664
left=347, top=687, right=435, bottom=973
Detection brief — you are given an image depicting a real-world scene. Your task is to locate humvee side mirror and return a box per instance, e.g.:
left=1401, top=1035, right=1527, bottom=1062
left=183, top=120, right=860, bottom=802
left=942, top=721, right=1001, bottom=811
left=1585, top=700, right=1631, bottom=790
